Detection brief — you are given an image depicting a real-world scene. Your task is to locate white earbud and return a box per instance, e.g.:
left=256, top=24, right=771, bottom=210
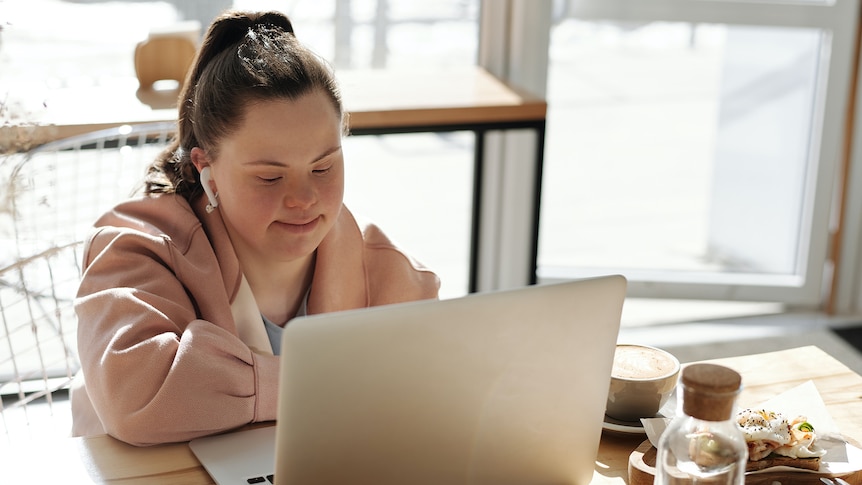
left=200, top=166, right=219, bottom=213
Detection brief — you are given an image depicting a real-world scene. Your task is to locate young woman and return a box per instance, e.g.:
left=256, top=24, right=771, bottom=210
left=70, top=10, right=439, bottom=446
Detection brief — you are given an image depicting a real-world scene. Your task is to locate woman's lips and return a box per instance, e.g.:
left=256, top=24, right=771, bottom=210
left=274, top=216, right=320, bottom=234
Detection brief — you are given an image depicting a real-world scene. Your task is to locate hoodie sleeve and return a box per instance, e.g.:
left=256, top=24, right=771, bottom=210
left=75, top=227, right=279, bottom=446
left=361, top=223, right=441, bottom=305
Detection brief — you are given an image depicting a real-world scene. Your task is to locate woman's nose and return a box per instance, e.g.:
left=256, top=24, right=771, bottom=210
left=282, top=178, right=315, bottom=209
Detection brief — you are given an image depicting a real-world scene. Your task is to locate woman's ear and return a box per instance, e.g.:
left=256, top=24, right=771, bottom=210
left=191, top=147, right=210, bottom=174
left=191, top=147, right=219, bottom=212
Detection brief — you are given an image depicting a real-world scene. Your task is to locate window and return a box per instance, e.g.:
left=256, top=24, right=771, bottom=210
left=533, top=0, right=858, bottom=307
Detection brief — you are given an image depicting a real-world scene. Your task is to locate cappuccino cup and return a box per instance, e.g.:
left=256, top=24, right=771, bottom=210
left=605, top=344, right=680, bottom=422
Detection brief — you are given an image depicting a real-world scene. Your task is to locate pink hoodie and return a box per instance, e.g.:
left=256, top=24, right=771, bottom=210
left=71, top=194, right=439, bottom=445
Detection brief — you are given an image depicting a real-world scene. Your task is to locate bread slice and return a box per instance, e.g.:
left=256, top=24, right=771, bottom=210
left=745, top=454, right=821, bottom=472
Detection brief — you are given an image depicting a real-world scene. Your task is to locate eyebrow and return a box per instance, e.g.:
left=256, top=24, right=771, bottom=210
left=244, top=145, right=342, bottom=168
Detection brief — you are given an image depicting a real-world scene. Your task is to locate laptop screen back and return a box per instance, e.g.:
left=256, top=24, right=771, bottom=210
left=275, top=275, right=626, bottom=484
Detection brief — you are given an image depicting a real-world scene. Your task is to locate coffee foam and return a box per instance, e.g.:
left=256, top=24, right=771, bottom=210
left=612, top=345, right=678, bottom=380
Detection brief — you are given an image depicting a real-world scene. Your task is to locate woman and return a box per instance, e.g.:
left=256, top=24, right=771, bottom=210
left=71, top=10, right=439, bottom=446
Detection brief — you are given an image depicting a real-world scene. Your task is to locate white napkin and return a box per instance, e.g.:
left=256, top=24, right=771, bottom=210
left=640, top=381, right=862, bottom=475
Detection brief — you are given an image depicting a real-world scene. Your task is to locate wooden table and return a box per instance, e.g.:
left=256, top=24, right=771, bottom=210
left=0, top=67, right=547, bottom=292
left=2, top=346, right=860, bottom=483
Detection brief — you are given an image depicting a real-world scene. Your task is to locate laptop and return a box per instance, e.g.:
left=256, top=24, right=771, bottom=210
left=190, top=275, right=626, bottom=485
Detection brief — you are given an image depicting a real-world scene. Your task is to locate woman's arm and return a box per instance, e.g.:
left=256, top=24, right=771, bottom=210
left=76, top=227, right=279, bottom=446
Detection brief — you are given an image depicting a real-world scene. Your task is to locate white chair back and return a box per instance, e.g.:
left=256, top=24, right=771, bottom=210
left=0, top=122, right=176, bottom=440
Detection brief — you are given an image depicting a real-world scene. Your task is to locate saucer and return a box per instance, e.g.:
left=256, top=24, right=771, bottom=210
left=601, top=414, right=651, bottom=435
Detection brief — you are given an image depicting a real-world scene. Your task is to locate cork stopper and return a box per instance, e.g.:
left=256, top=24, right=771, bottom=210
left=681, top=363, right=742, bottom=421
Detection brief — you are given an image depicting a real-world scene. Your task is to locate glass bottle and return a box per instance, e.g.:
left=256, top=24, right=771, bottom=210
left=655, top=363, right=748, bottom=484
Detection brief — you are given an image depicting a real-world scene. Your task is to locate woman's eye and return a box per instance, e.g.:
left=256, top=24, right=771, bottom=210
left=258, top=176, right=281, bottom=183
left=313, top=163, right=334, bottom=174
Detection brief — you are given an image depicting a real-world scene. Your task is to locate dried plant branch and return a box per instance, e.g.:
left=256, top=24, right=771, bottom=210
left=1, top=93, right=34, bottom=238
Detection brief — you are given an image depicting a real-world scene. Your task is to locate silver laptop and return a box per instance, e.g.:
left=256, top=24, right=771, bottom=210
left=190, top=275, right=626, bottom=485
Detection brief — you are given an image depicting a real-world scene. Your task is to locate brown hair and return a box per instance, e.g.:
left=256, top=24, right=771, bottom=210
left=145, top=10, right=344, bottom=199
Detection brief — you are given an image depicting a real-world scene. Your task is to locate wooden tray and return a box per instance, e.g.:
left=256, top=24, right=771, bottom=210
left=629, top=439, right=862, bottom=485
